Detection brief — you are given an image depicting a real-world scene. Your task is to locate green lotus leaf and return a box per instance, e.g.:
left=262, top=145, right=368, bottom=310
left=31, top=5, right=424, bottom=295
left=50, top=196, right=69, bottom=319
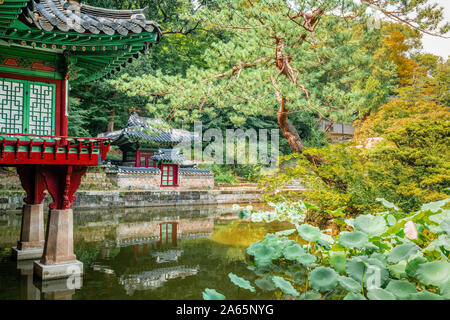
left=318, top=233, right=335, bottom=248
left=255, top=278, right=276, bottom=291
left=346, top=258, right=366, bottom=282
left=338, top=231, right=369, bottom=249
left=272, top=276, right=299, bottom=297
left=308, top=267, right=338, bottom=291
left=330, top=251, right=347, bottom=274
left=275, top=229, right=296, bottom=236
left=408, top=291, right=445, bottom=300
left=296, top=224, right=321, bottom=242
left=405, top=256, right=427, bottom=278
left=416, top=261, right=450, bottom=287
left=440, top=219, right=450, bottom=235
left=343, top=292, right=366, bottom=300
left=386, top=214, right=397, bottom=226
left=376, top=198, right=400, bottom=211
left=296, top=253, right=317, bottom=266
left=228, top=273, right=255, bottom=292
left=420, top=198, right=449, bottom=213
left=367, top=288, right=396, bottom=300
left=299, top=290, right=322, bottom=300
left=338, top=276, right=361, bottom=293
left=439, top=280, right=450, bottom=299
left=247, top=241, right=263, bottom=256
left=385, top=280, right=417, bottom=299
left=202, top=288, right=226, bottom=300
left=354, top=214, right=387, bottom=237
left=283, top=243, right=306, bottom=261
left=387, top=242, right=419, bottom=263
left=370, top=252, right=388, bottom=265
left=388, top=261, right=407, bottom=279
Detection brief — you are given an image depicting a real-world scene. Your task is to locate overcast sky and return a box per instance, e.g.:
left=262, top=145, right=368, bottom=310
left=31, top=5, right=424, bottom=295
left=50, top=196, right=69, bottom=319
left=419, top=0, right=449, bottom=59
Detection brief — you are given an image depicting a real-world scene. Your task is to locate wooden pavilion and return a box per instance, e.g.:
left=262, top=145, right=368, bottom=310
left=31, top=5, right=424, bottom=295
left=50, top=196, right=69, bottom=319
left=0, top=0, right=162, bottom=279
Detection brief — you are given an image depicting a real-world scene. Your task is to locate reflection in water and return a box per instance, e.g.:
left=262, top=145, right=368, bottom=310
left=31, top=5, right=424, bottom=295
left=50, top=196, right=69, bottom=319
left=0, top=204, right=279, bottom=300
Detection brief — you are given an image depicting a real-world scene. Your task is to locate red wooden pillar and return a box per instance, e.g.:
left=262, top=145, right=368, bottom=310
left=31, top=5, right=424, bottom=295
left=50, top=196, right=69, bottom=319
left=12, top=165, right=47, bottom=260
left=34, top=165, right=87, bottom=280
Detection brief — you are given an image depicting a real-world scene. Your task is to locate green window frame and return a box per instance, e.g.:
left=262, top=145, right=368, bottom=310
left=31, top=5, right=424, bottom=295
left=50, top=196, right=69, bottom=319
left=0, top=77, right=56, bottom=136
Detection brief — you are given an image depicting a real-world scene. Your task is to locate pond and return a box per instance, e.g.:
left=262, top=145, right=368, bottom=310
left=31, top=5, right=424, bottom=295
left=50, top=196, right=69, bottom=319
left=0, top=204, right=290, bottom=300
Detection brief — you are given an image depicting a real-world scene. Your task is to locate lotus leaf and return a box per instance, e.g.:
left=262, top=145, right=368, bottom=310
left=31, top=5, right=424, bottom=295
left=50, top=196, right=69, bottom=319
left=338, top=276, right=361, bottom=293
left=440, top=219, right=450, bottom=235
left=343, top=292, right=366, bottom=300
left=255, top=278, right=276, bottom=291
left=330, top=251, right=347, bottom=274
left=283, top=243, right=306, bottom=261
left=228, top=273, right=255, bottom=292
left=386, top=214, right=397, bottom=226
left=370, top=252, right=387, bottom=265
left=388, top=261, right=407, bottom=279
left=439, top=280, right=450, bottom=299
left=296, top=224, right=321, bottom=242
left=346, top=258, right=366, bottom=282
left=376, top=198, right=400, bottom=211
left=385, top=280, right=417, bottom=299
left=405, top=256, right=427, bottom=278
left=299, top=290, right=322, bottom=300
left=367, top=288, right=396, bottom=300
left=344, top=218, right=354, bottom=228
left=338, top=231, right=368, bottom=249
left=387, top=242, right=419, bottom=263
left=296, top=253, right=317, bottom=266
left=247, top=241, right=263, bottom=256
left=275, top=229, right=296, bottom=236
left=202, top=288, right=226, bottom=300
left=272, top=276, right=299, bottom=297
left=318, top=233, right=335, bottom=248
left=308, top=267, right=338, bottom=291
left=420, top=198, right=449, bottom=213
left=354, top=214, right=387, bottom=237
left=408, top=291, right=445, bottom=300
left=416, top=261, right=450, bottom=287
left=251, top=211, right=264, bottom=222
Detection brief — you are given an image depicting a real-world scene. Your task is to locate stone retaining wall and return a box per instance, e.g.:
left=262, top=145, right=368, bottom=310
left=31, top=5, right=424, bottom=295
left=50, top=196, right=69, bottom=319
left=106, top=172, right=215, bottom=190
left=0, top=189, right=263, bottom=212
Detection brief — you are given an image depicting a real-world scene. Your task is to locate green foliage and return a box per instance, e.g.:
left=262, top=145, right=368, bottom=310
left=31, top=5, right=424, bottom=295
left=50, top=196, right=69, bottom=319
left=206, top=198, right=450, bottom=300
left=228, top=272, right=256, bottom=292
left=202, top=288, right=227, bottom=300
left=260, top=99, right=449, bottom=214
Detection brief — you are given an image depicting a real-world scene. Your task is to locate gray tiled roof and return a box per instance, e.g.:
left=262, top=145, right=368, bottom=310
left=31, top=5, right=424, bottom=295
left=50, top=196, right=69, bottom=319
left=100, top=113, right=198, bottom=144
left=106, top=165, right=160, bottom=174
left=151, top=149, right=185, bottom=163
left=179, top=168, right=213, bottom=175
left=24, top=0, right=162, bottom=36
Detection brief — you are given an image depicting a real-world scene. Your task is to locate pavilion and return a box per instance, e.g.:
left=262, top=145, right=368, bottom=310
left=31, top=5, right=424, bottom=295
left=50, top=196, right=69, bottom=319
left=0, top=0, right=161, bottom=279
left=100, top=113, right=214, bottom=189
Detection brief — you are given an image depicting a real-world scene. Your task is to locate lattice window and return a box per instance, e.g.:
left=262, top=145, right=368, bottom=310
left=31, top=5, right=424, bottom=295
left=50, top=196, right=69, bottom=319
left=161, top=164, right=177, bottom=186
left=29, top=83, right=55, bottom=135
left=0, top=77, right=55, bottom=135
left=0, top=78, right=25, bottom=134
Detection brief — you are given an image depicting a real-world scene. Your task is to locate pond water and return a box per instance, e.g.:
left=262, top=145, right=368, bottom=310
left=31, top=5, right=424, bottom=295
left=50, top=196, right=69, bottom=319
left=0, top=204, right=289, bottom=300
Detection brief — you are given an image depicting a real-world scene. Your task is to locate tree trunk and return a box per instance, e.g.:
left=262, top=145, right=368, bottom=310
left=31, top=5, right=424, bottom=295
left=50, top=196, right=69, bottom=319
left=107, top=108, right=115, bottom=133
left=277, top=98, right=305, bottom=153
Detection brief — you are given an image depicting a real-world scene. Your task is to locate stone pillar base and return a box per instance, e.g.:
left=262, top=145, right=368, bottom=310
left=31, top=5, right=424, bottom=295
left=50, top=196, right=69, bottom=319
left=12, top=204, right=45, bottom=260
left=34, top=260, right=83, bottom=281
left=12, top=247, right=44, bottom=261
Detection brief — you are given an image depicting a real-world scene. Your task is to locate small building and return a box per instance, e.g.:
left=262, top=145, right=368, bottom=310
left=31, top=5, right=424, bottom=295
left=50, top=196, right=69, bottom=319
left=100, top=113, right=214, bottom=189
left=318, top=119, right=355, bottom=144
